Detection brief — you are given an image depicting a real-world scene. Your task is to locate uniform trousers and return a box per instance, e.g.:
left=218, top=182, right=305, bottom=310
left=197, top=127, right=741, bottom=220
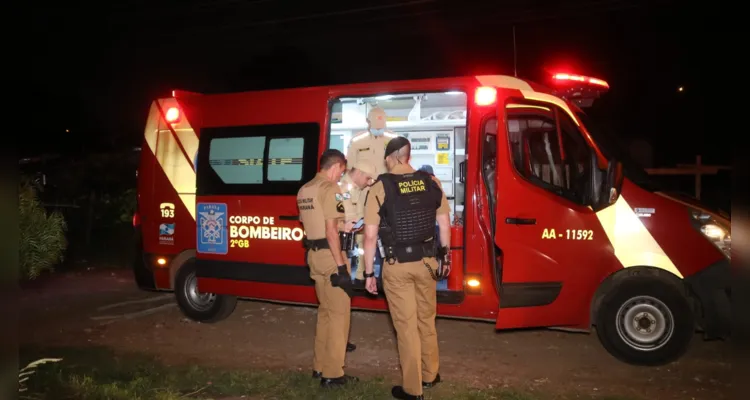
left=308, top=249, right=351, bottom=378
left=382, top=257, right=440, bottom=396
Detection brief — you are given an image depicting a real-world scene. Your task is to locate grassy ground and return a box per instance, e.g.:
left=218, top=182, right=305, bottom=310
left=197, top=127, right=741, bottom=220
left=19, top=346, right=634, bottom=400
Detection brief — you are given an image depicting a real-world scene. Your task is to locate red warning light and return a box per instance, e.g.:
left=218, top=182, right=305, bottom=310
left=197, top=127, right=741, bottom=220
left=165, top=107, right=180, bottom=123
left=550, top=73, right=610, bottom=108
left=553, top=73, right=609, bottom=89
left=475, top=86, right=497, bottom=106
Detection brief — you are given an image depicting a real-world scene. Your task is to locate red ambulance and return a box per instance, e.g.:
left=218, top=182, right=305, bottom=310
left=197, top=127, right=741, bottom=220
left=133, top=73, right=730, bottom=366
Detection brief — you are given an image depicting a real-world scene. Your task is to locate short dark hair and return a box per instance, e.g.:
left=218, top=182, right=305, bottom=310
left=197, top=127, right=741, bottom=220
left=384, top=136, right=411, bottom=161
left=319, top=149, right=346, bottom=170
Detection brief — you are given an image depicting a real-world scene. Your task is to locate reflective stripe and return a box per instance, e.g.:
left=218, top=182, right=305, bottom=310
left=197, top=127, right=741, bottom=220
left=143, top=99, right=198, bottom=221
left=520, top=90, right=580, bottom=126
left=475, top=75, right=534, bottom=91
left=595, top=195, right=683, bottom=278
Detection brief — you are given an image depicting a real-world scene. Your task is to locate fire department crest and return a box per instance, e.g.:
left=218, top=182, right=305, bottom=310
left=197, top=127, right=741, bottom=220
left=197, top=202, right=228, bottom=254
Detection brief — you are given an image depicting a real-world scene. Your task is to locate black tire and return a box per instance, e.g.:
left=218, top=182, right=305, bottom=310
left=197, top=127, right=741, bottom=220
left=174, top=259, right=237, bottom=323
left=595, top=277, right=694, bottom=366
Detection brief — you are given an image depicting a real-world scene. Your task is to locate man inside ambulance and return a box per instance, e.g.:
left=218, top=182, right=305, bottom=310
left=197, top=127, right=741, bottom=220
left=339, top=161, right=377, bottom=288
left=346, top=106, right=399, bottom=178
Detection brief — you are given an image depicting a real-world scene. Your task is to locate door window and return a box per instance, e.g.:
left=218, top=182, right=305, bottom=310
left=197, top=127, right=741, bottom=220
left=481, top=116, right=498, bottom=234
left=505, top=103, right=593, bottom=204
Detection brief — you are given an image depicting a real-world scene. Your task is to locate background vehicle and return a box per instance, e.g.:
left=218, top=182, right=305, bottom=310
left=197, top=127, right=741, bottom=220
left=133, top=73, right=730, bottom=366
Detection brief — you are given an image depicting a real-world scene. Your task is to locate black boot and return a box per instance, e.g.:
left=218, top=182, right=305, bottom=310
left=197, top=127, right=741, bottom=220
left=346, top=342, right=357, bottom=352
left=320, top=374, right=359, bottom=388
left=423, top=373, right=441, bottom=388
left=391, top=386, right=424, bottom=399
left=312, top=370, right=321, bottom=379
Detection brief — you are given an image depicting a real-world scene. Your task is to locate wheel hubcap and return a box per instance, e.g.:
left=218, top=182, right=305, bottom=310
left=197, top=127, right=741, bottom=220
left=615, top=295, right=674, bottom=352
left=184, top=272, right=216, bottom=311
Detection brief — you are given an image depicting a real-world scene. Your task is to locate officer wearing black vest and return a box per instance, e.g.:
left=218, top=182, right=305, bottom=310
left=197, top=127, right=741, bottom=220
left=361, top=136, right=452, bottom=400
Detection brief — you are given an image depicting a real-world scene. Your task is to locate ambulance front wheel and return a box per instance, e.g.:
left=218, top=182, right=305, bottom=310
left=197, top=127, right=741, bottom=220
left=595, top=278, right=694, bottom=366
left=175, top=259, right=237, bottom=323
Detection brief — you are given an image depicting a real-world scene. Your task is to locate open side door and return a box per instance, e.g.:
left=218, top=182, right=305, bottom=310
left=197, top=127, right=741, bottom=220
left=491, top=94, right=614, bottom=330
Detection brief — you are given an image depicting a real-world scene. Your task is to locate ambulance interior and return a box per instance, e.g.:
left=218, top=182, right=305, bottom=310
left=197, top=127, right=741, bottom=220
left=328, top=91, right=468, bottom=224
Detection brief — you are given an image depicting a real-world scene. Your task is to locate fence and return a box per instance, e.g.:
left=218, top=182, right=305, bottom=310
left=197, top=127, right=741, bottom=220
left=645, top=155, right=731, bottom=200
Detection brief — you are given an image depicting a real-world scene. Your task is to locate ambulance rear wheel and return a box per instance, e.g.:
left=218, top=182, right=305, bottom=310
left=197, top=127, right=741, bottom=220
left=175, top=260, right=237, bottom=323
left=595, top=278, right=693, bottom=366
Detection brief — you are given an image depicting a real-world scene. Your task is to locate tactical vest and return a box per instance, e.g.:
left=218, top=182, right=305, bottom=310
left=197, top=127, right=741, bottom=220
left=377, top=170, right=443, bottom=263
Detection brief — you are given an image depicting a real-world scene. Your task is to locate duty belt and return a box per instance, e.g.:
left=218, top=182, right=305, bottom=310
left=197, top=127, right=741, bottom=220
left=303, top=232, right=356, bottom=252
left=303, top=238, right=330, bottom=251
left=384, top=240, right=437, bottom=264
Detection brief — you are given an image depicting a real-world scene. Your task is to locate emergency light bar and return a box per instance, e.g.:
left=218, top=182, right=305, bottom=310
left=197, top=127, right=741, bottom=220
left=550, top=73, right=610, bottom=108
left=553, top=73, right=610, bottom=89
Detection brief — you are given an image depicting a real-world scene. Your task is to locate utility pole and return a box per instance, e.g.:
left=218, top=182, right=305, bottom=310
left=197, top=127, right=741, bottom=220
left=512, top=25, right=518, bottom=77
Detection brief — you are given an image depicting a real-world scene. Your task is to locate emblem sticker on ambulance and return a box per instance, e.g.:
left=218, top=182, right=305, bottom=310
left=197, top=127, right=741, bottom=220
left=197, top=203, right=228, bottom=254
left=159, top=223, right=175, bottom=245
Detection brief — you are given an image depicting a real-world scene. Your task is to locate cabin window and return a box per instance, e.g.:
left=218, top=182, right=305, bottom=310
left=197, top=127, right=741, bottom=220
left=196, top=123, right=319, bottom=196
left=267, top=138, right=305, bottom=182
left=209, top=136, right=265, bottom=184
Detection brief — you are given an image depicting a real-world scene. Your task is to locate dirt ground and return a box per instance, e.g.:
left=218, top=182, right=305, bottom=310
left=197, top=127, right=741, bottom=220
left=19, top=269, right=731, bottom=400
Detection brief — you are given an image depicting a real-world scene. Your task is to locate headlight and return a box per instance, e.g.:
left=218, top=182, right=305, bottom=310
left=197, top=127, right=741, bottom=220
left=690, top=209, right=731, bottom=259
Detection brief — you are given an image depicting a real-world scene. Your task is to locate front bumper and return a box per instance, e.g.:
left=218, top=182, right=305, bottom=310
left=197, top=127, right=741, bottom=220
left=684, top=258, right=731, bottom=339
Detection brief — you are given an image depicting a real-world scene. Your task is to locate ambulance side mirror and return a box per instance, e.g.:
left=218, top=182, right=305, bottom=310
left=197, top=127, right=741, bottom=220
left=592, top=158, right=623, bottom=211
left=607, top=159, right=624, bottom=204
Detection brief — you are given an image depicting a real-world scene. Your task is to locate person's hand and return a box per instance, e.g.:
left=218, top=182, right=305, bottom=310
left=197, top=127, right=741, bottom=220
left=365, top=276, right=378, bottom=295
left=441, top=263, right=451, bottom=278
left=438, top=247, right=451, bottom=278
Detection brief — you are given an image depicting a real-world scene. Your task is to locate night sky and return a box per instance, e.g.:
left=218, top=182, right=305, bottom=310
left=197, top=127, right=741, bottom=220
left=30, top=0, right=716, bottom=167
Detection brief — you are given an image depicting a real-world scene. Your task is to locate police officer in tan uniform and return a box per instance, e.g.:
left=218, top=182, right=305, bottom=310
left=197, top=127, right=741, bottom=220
left=297, top=149, right=359, bottom=388
left=338, top=161, right=377, bottom=285
left=346, top=106, right=399, bottom=178
left=362, top=137, right=452, bottom=400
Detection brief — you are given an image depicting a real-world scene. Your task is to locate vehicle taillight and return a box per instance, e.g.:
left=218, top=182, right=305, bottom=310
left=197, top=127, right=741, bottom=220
left=475, top=86, right=497, bottom=106
left=165, top=107, right=180, bottom=123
